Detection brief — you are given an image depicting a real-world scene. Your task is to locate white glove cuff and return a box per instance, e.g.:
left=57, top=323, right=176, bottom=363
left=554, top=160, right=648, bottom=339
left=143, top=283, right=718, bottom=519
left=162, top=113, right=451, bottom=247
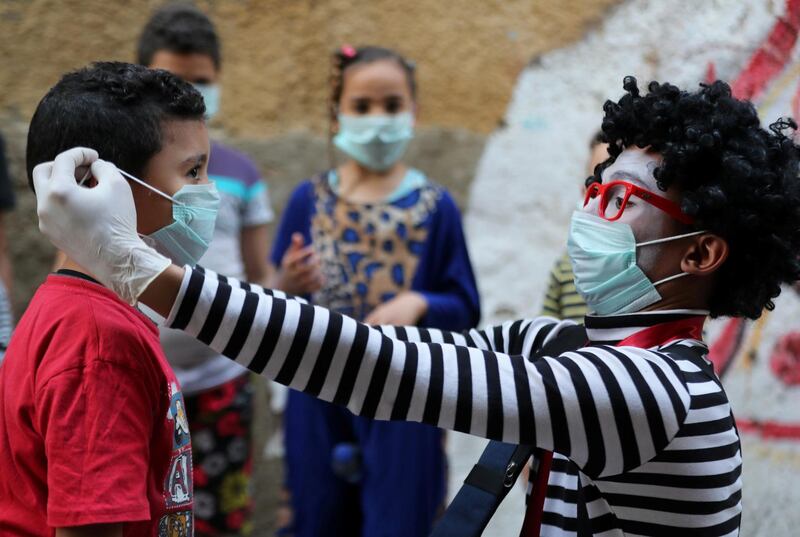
left=110, top=243, right=172, bottom=305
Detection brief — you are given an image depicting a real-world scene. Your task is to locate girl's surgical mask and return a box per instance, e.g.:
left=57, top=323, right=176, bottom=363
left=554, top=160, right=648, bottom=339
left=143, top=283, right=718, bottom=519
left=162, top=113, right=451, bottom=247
left=115, top=168, right=220, bottom=267
left=333, top=112, right=414, bottom=171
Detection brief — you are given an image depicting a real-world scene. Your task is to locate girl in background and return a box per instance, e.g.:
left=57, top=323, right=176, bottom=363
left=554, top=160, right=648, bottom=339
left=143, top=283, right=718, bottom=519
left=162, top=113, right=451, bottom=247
left=270, top=45, right=480, bottom=537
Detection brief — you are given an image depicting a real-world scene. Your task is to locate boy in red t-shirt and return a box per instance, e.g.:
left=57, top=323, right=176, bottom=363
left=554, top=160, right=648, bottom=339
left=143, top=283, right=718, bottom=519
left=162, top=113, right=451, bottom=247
left=0, top=62, right=215, bottom=536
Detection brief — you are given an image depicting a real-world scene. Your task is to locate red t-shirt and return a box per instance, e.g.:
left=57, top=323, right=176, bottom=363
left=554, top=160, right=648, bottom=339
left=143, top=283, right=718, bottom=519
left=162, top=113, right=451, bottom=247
left=0, top=273, right=194, bottom=536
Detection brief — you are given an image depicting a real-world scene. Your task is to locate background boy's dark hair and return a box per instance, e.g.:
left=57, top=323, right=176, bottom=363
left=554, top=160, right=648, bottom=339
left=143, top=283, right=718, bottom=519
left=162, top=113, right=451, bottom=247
left=137, top=3, right=221, bottom=70
left=329, top=45, right=417, bottom=122
left=26, top=61, right=205, bottom=190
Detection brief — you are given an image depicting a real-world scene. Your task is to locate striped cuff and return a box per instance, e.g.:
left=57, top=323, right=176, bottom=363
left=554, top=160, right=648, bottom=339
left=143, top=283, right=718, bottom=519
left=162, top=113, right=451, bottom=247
left=165, top=264, right=195, bottom=329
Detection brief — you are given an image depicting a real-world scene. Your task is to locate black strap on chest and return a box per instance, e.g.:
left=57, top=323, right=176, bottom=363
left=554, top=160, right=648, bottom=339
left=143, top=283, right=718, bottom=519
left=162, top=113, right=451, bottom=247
left=430, top=324, right=587, bottom=537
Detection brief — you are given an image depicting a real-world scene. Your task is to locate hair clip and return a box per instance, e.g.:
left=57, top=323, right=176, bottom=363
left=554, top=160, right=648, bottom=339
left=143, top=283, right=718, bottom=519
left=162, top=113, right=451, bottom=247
left=341, top=44, right=357, bottom=58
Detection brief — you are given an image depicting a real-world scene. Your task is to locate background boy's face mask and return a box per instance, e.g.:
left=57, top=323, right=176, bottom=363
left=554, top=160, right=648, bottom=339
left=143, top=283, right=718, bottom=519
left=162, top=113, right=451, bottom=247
left=333, top=112, right=414, bottom=171
left=115, top=168, right=220, bottom=267
left=193, top=83, right=220, bottom=121
left=566, top=211, right=705, bottom=315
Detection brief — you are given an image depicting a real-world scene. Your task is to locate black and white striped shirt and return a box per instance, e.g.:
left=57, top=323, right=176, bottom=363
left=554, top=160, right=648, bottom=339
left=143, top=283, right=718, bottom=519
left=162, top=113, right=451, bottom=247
left=166, top=267, right=741, bottom=536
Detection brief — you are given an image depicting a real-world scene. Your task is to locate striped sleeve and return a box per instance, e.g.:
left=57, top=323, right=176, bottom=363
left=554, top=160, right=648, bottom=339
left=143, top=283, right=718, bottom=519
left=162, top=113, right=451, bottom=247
left=200, top=266, right=557, bottom=356
left=166, top=267, right=692, bottom=477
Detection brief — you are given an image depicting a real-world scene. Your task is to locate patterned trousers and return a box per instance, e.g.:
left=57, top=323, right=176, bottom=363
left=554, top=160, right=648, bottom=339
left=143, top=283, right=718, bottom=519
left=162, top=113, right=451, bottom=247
left=185, top=374, right=254, bottom=536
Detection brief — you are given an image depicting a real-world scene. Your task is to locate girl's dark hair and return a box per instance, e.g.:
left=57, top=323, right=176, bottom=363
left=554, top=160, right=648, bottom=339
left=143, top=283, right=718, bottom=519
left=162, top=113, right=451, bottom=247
left=328, top=45, right=417, bottom=123
left=596, top=76, right=800, bottom=319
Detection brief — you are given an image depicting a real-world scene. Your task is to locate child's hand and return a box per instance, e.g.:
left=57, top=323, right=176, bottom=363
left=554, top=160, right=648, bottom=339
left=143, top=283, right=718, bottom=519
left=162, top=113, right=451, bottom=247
left=274, top=233, right=324, bottom=296
left=364, top=291, right=428, bottom=326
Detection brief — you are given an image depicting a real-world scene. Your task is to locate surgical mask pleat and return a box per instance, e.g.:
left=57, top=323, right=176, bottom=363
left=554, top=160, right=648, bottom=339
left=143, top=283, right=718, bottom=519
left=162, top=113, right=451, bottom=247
left=113, top=167, right=220, bottom=267
left=147, top=183, right=220, bottom=267
left=333, top=112, right=414, bottom=171
left=567, top=211, right=706, bottom=315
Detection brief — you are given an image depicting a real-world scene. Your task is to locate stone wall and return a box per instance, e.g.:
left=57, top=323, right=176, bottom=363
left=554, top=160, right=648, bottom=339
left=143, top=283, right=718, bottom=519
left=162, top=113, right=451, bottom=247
left=0, top=0, right=620, bottom=137
left=0, top=0, right=619, bottom=312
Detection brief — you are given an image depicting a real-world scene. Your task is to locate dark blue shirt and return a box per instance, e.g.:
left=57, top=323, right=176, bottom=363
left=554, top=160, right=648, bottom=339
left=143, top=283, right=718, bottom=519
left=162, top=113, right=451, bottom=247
left=271, top=170, right=480, bottom=331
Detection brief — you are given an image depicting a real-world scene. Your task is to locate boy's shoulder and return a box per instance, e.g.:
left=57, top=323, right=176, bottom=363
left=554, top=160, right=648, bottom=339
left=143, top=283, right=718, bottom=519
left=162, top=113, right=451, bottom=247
left=17, top=274, right=163, bottom=379
left=34, top=272, right=155, bottom=323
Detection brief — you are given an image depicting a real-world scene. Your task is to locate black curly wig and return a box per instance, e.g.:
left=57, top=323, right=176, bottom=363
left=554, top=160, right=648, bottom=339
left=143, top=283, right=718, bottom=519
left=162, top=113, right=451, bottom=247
left=594, top=76, right=800, bottom=319
left=26, top=61, right=205, bottom=188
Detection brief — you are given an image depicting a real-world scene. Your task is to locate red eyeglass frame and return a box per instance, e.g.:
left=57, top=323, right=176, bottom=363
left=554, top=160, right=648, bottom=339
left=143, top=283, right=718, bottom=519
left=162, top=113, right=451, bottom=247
left=583, top=180, right=695, bottom=225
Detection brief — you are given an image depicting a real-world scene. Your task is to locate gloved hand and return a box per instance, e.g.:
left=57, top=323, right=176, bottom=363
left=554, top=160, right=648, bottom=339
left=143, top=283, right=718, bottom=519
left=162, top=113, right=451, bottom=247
left=33, top=147, right=172, bottom=305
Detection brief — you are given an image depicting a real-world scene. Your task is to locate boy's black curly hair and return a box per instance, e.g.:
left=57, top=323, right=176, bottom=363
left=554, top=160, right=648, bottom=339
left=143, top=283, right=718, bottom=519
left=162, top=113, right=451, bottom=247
left=26, top=61, right=205, bottom=188
left=595, top=76, right=800, bottom=319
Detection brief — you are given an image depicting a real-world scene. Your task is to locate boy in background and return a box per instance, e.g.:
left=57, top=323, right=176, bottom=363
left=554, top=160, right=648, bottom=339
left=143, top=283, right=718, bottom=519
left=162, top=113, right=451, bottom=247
left=0, top=62, right=211, bottom=536
left=137, top=4, right=275, bottom=534
left=539, top=132, right=608, bottom=323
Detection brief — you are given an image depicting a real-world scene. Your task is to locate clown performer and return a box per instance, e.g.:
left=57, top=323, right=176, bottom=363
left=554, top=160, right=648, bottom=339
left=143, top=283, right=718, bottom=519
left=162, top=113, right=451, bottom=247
left=31, top=77, right=800, bottom=536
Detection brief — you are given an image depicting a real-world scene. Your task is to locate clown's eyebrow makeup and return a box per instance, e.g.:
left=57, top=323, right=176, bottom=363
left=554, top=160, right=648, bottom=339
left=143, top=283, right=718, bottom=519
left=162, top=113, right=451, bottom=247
left=602, top=148, right=662, bottom=191
left=608, top=170, right=649, bottom=188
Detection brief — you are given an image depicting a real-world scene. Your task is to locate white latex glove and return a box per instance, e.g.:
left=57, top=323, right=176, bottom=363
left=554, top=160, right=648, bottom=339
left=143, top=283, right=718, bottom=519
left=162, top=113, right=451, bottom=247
left=33, top=147, right=171, bottom=305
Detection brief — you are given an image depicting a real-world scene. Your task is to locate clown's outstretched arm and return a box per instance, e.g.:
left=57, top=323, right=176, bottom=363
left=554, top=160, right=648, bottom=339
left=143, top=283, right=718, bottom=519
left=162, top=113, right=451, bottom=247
left=34, top=148, right=690, bottom=479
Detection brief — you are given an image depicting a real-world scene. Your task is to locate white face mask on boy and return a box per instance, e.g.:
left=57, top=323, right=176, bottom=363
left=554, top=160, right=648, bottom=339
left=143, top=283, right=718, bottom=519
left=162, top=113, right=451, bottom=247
left=113, top=168, right=220, bottom=267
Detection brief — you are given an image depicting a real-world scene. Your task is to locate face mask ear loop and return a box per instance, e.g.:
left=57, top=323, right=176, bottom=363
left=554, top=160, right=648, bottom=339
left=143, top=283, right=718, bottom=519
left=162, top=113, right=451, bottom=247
left=115, top=168, right=185, bottom=206
left=652, top=271, right=691, bottom=287
left=78, top=168, right=92, bottom=186
left=636, top=229, right=707, bottom=248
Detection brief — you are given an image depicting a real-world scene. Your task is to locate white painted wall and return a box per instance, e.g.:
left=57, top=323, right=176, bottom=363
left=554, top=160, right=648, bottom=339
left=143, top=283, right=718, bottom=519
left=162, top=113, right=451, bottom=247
left=465, top=0, right=783, bottom=324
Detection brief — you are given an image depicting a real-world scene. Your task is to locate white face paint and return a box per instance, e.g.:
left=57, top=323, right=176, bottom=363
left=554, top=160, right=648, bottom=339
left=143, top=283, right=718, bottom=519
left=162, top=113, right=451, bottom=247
left=583, top=147, right=670, bottom=232
left=581, top=146, right=681, bottom=274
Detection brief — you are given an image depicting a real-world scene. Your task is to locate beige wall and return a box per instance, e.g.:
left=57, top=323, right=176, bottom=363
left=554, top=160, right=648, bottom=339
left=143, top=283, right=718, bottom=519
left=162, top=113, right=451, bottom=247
left=1, top=0, right=620, bottom=312
left=0, top=0, right=619, bottom=136
left=0, top=2, right=623, bottom=532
